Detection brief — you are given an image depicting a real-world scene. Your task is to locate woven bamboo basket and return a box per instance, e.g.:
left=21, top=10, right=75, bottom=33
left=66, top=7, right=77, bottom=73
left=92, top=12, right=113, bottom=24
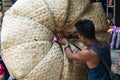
left=61, top=44, right=87, bottom=80
left=96, top=31, right=111, bottom=43
left=1, top=0, right=110, bottom=80
left=1, top=15, right=54, bottom=49
left=1, top=41, right=52, bottom=79
left=6, top=0, right=56, bottom=31
left=19, top=43, right=63, bottom=80
left=81, top=2, right=109, bottom=32
left=44, top=0, right=69, bottom=30
left=65, top=0, right=91, bottom=28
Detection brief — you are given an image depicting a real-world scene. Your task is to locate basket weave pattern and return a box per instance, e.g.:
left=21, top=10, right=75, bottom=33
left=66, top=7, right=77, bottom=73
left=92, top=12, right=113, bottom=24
left=81, top=3, right=109, bottom=32
left=2, top=41, right=52, bottom=79
left=65, top=0, right=91, bottom=28
left=44, top=0, right=69, bottom=29
left=1, top=15, right=54, bottom=49
left=1, top=0, right=109, bottom=80
left=96, top=32, right=110, bottom=43
left=18, top=43, right=63, bottom=80
left=7, top=0, right=56, bottom=31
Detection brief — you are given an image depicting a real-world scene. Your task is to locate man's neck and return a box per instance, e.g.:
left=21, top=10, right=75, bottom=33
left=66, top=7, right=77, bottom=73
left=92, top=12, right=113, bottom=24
left=85, top=39, right=98, bottom=46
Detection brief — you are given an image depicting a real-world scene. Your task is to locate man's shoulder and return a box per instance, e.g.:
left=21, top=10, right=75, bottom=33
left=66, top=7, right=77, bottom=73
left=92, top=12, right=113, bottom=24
left=79, top=47, right=99, bottom=61
left=80, top=47, right=98, bottom=57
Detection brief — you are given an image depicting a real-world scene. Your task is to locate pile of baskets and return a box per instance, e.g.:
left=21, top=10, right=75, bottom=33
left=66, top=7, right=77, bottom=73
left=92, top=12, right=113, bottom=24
left=1, top=0, right=110, bottom=80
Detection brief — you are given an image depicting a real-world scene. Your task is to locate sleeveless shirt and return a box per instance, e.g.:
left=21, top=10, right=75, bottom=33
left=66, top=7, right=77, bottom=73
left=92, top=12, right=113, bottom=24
left=87, top=41, right=111, bottom=80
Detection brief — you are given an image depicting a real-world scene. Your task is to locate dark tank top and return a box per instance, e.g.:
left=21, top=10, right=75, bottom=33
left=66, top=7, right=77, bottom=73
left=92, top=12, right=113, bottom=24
left=87, top=41, right=111, bottom=80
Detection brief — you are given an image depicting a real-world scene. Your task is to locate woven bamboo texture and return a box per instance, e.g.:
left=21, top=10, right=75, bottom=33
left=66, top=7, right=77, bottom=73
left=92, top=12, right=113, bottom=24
left=1, top=15, right=54, bottom=49
left=6, top=0, right=56, bottom=31
left=1, top=41, right=52, bottom=79
left=65, top=0, right=91, bottom=28
left=1, top=0, right=110, bottom=80
left=96, top=31, right=111, bottom=43
left=44, top=0, right=69, bottom=30
left=14, top=43, right=63, bottom=80
left=81, top=2, right=109, bottom=32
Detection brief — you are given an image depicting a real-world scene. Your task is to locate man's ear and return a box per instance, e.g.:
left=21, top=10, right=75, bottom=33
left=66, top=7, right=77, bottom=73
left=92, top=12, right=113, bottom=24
left=82, top=36, right=86, bottom=40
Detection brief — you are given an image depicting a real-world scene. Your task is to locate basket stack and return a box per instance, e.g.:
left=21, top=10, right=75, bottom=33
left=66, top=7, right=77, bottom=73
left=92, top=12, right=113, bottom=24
left=1, top=0, right=109, bottom=80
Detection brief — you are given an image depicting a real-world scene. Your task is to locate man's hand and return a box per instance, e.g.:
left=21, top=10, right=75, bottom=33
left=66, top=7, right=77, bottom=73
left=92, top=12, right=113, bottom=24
left=56, top=34, right=69, bottom=45
left=62, top=27, right=78, bottom=39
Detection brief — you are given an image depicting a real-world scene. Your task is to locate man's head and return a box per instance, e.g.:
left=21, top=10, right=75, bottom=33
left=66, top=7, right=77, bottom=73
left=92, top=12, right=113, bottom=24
left=75, top=19, right=96, bottom=43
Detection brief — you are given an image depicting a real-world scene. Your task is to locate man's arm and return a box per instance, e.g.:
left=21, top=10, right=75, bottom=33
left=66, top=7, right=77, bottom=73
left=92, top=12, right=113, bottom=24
left=57, top=34, right=96, bottom=61
left=64, top=46, right=93, bottom=61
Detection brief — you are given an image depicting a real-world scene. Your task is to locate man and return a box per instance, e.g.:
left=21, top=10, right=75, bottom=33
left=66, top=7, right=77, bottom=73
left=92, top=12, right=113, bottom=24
left=58, top=19, right=111, bottom=80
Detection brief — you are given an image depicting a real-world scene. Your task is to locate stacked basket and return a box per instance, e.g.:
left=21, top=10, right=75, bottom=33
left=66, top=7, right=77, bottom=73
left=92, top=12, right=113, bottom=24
left=1, top=0, right=109, bottom=80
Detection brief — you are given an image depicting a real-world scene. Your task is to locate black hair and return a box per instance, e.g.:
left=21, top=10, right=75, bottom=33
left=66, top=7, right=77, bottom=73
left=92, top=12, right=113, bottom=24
left=75, top=19, right=95, bottom=39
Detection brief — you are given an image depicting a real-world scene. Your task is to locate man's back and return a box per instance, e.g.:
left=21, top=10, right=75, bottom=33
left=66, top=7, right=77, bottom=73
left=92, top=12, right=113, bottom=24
left=87, top=41, right=111, bottom=80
